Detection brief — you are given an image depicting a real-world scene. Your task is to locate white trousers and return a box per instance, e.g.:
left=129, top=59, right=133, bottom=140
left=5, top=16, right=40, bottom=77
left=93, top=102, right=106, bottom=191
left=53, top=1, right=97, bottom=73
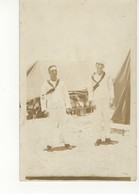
left=94, top=99, right=111, bottom=140
left=46, top=107, right=69, bottom=147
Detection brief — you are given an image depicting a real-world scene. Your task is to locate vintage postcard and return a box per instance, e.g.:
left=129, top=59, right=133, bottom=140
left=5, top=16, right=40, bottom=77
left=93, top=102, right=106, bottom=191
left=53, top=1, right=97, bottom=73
left=20, top=0, right=136, bottom=181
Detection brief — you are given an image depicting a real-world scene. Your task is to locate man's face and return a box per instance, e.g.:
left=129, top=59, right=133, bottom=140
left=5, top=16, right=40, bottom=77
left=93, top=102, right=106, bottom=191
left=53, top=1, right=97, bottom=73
left=49, top=66, right=57, bottom=80
left=96, top=63, right=104, bottom=71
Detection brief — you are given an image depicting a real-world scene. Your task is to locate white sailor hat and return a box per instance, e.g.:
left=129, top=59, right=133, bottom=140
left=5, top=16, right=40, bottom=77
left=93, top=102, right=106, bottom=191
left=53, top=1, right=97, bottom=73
left=48, top=65, right=57, bottom=71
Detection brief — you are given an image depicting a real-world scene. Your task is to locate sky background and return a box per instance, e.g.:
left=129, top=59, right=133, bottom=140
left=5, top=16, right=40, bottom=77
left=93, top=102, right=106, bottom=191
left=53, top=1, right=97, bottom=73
left=21, top=0, right=136, bottom=90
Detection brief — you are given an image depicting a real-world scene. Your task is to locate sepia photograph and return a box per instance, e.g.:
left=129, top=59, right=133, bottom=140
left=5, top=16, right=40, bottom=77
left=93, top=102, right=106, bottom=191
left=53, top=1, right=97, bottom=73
left=20, top=0, right=136, bottom=181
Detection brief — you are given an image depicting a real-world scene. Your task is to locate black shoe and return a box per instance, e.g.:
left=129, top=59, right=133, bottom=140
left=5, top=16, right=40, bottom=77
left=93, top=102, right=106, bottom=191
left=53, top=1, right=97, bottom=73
left=105, top=138, right=118, bottom=145
left=65, top=144, right=72, bottom=149
left=94, top=139, right=102, bottom=146
left=47, top=145, right=53, bottom=152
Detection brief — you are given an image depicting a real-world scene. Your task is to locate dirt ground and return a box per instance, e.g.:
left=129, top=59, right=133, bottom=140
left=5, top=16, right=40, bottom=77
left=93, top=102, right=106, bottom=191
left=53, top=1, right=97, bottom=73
left=20, top=113, right=131, bottom=180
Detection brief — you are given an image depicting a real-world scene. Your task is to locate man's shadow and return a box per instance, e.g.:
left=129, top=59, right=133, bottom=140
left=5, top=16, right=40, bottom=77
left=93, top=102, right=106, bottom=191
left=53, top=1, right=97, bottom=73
left=43, top=145, right=76, bottom=152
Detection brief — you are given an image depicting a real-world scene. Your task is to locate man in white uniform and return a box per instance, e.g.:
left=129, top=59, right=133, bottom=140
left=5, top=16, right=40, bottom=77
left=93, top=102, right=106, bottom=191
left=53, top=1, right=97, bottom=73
left=40, top=65, right=72, bottom=151
left=88, top=62, right=115, bottom=146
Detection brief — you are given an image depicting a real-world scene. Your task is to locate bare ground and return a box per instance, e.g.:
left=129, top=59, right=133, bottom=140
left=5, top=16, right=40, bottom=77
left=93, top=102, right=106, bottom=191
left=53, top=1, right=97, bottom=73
left=20, top=113, right=131, bottom=179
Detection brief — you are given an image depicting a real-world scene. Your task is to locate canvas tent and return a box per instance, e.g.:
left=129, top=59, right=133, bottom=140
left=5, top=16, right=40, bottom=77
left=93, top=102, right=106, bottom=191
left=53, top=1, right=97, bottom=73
left=111, top=50, right=130, bottom=124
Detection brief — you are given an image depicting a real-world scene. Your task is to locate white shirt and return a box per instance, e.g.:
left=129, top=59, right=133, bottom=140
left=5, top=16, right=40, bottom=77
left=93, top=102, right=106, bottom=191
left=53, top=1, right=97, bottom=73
left=88, top=72, right=114, bottom=101
left=40, top=79, right=71, bottom=111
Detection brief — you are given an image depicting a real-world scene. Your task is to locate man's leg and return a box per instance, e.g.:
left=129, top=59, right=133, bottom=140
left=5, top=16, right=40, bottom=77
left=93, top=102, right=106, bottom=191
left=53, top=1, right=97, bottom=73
left=103, top=99, right=111, bottom=139
left=94, top=99, right=103, bottom=146
left=102, top=99, right=116, bottom=144
left=58, top=108, right=72, bottom=149
left=46, top=108, right=58, bottom=150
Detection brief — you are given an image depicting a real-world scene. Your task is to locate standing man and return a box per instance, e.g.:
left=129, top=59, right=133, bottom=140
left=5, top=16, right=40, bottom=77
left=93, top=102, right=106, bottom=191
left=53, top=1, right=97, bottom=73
left=88, top=62, right=115, bottom=146
left=40, top=65, right=72, bottom=151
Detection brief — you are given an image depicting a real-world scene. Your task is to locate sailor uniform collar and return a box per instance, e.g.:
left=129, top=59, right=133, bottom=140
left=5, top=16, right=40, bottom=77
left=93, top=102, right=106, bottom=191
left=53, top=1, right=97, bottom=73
left=92, top=71, right=105, bottom=81
left=46, top=79, right=60, bottom=95
left=48, top=78, right=60, bottom=88
left=91, top=71, right=105, bottom=90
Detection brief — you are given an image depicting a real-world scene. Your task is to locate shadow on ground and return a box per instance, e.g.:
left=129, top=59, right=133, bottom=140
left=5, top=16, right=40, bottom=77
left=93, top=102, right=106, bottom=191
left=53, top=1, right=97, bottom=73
left=100, top=140, right=119, bottom=145
left=43, top=145, right=76, bottom=152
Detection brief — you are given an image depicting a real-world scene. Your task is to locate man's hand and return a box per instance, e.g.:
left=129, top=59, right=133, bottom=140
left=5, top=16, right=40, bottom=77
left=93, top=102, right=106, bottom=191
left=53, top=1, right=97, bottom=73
left=89, top=100, right=93, bottom=108
left=66, top=108, right=71, bottom=115
left=109, top=98, right=114, bottom=108
left=43, top=110, right=49, bottom=117
left=89, top=100, right=96, bottom=111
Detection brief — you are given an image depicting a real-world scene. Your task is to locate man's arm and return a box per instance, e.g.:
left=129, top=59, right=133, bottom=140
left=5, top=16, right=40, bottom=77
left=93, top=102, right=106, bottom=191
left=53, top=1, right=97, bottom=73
left=108, top=76, right=114, bottom=107
left=62, top=82, right=72, bottom=114
left=40, top=81, right=48, bottom=114
left=87, top=78, right=94, bottom=107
